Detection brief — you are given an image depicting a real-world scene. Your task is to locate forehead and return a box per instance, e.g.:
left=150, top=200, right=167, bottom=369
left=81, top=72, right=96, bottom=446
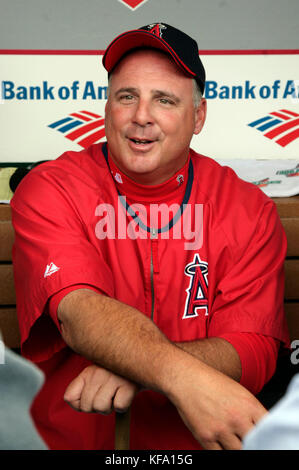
left=109, top=48, right=192, bottom=88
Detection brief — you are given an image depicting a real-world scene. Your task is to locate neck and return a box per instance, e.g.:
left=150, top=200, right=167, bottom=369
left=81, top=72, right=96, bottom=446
left=107, top=150, right=190, bottom=204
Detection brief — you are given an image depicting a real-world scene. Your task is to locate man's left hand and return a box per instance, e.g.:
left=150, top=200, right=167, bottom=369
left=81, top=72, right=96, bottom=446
left=64, top=364, right=139, bottom=414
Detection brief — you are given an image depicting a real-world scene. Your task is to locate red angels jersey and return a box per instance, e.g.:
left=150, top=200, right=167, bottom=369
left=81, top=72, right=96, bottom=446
left=11, top=142, right=289, bottom=450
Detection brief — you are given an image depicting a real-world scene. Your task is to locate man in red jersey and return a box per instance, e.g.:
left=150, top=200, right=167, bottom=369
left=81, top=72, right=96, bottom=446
left=11, top=23, right=289, bottom=450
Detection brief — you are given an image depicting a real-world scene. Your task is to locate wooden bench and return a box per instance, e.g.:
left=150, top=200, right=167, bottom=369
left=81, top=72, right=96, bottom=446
left=0, top=197, right=299, bottom=448
left=0, top=203, right=20, bottom=349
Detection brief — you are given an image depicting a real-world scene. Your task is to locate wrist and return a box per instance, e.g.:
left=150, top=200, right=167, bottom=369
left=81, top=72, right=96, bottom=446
left=156, top=344, right=204, bottom=404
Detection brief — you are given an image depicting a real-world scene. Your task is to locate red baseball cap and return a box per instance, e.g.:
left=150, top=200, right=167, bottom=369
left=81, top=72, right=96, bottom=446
left=102, top=22, right=206, bottom=94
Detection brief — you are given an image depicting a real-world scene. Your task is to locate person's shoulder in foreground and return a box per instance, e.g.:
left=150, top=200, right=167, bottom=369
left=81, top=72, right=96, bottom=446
left=0, top=332, right=47, bottom=450
left=243, top=373, right=299, bottom=450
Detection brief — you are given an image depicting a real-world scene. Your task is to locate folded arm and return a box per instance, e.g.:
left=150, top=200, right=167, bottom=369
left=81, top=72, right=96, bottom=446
left=58, top=288, right=266, bottom=450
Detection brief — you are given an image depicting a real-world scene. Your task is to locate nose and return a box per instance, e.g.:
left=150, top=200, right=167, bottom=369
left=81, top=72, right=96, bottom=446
left=133, top=98, right=153, bottom=127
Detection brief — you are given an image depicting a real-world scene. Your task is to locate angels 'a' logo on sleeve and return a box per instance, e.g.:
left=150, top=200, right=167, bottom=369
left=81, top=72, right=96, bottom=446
left=183, top=254, right=208, bottom=319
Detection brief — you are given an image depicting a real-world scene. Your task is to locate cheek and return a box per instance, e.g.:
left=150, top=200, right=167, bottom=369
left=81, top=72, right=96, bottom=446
left=161, top=113, right=194, bottom=141
left=157, top=113, right=181, bottom=135
left=105, top=105, right=128, bottom=134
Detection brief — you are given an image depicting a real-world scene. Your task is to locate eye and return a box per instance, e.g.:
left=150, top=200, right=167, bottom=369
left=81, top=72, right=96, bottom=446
left=119, top=94, right=135, bottom=101
left=159, top=98, right=175, bottom=105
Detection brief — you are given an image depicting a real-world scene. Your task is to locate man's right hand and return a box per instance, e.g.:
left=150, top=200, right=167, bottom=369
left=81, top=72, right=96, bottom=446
left=167, top=357, right=267, bottom=450
left=64, top=364, right=139, bottom=414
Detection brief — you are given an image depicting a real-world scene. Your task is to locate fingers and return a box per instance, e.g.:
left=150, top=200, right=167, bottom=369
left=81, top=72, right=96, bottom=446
left=63, top=374, right=86, bottom=411
left=64, top=365, right=108, bottom=413
left=202, top=408, right=265, bottom=450
left=203, top=435, right=242, bottom=450
left=113, top=383, right=139, bottom=413
left=64, top=365, right=138, bottom=415
left=91, top=378, right=120, bottom=414
left=202, top=441, right=223, bottom=450
left=195, top=427, right=243, bottom=451
left=92, top=379, right=138, bottom=414
left=199, top=406, right=267, bottom=450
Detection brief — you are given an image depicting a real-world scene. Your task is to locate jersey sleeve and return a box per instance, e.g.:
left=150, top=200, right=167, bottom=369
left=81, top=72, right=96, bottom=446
left=217, top=332, right=280, bottom=395
left=10, top=166, right=114, bottom=363
left=208, top=198, right=290, bottom=348
left=48, top=284, right=105, bottom=332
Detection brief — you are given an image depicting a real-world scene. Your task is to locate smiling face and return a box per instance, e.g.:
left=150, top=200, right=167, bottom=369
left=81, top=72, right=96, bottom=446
left=105, top=49, right=207, bottom=185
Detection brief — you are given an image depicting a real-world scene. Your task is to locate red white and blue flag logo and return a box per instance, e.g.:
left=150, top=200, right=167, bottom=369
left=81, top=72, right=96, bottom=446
left=248, top=109, right=299, bottom=147
left=48, top=110, right=105, bottom=149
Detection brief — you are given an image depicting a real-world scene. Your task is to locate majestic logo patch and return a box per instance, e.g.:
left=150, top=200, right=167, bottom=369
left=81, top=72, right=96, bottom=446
left=48, top=110, right=105, bottom=149
left=248, top=109, right=299, bottom=147
left=44, top=262, right=60, bottom=278
left=183, top=254, right=208, bottom=319
left=118, top=0, right=149, bottom=10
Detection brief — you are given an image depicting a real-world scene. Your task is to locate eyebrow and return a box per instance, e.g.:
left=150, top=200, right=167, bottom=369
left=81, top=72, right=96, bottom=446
left=153, top=89, right=181, bottom=104
left=114, top=87, right=181, bottom=103
left=114, top=87, right=139, bottom=96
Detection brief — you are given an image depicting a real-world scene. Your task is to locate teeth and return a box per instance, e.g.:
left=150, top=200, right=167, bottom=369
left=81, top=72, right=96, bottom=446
left=132, top=139, right=151, bottom=144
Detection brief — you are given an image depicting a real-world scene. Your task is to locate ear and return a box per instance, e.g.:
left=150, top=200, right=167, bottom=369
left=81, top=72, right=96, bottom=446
left=193, top=98, right=207, bottom=135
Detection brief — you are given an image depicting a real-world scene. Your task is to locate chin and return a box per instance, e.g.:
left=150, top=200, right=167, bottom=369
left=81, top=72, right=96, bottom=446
left=127, top=155, right=159, bottom=172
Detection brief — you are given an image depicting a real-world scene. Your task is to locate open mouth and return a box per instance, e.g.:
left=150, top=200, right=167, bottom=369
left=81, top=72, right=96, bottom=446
left=129, top=138, right=154, bottom=145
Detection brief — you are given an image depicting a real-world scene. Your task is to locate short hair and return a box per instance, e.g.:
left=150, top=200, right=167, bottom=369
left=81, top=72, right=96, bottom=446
left=192, top=79, right=202, bottom=108
left=106, top=47, right=203, bottom=108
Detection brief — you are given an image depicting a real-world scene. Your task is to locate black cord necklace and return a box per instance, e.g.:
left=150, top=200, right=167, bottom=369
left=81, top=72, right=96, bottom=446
left=102, top=142, right=194, bottom=237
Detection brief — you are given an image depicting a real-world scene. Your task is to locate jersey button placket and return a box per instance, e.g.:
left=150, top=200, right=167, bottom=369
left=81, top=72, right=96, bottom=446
left=150, top=228, right=160, bottom=322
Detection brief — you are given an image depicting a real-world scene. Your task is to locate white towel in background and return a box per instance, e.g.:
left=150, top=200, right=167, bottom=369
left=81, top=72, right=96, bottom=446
left=215, top=160, right=299, bottom=197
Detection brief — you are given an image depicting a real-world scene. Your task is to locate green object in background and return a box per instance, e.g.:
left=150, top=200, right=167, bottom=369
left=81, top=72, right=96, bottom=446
left=0, top=167, right=16, bottom=202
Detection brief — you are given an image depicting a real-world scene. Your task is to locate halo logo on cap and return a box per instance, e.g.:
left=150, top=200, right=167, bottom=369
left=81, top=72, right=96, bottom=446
left=146, top=23, right=167, bottom=38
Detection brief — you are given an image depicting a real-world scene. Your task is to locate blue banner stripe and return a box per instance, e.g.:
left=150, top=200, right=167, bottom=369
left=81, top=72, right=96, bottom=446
left=248, top=116, right=272, bottom=127
left=257, top=118, right=282, bottom=132
left=48, top=117, right=73, bottom=128
left=57, top=120, right=83, bottom=133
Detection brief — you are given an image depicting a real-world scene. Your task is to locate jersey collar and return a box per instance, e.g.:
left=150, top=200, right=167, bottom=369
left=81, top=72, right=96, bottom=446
left=102, top=142, right=190, bottom=204
left=101, top=142, right=194, bottom=235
